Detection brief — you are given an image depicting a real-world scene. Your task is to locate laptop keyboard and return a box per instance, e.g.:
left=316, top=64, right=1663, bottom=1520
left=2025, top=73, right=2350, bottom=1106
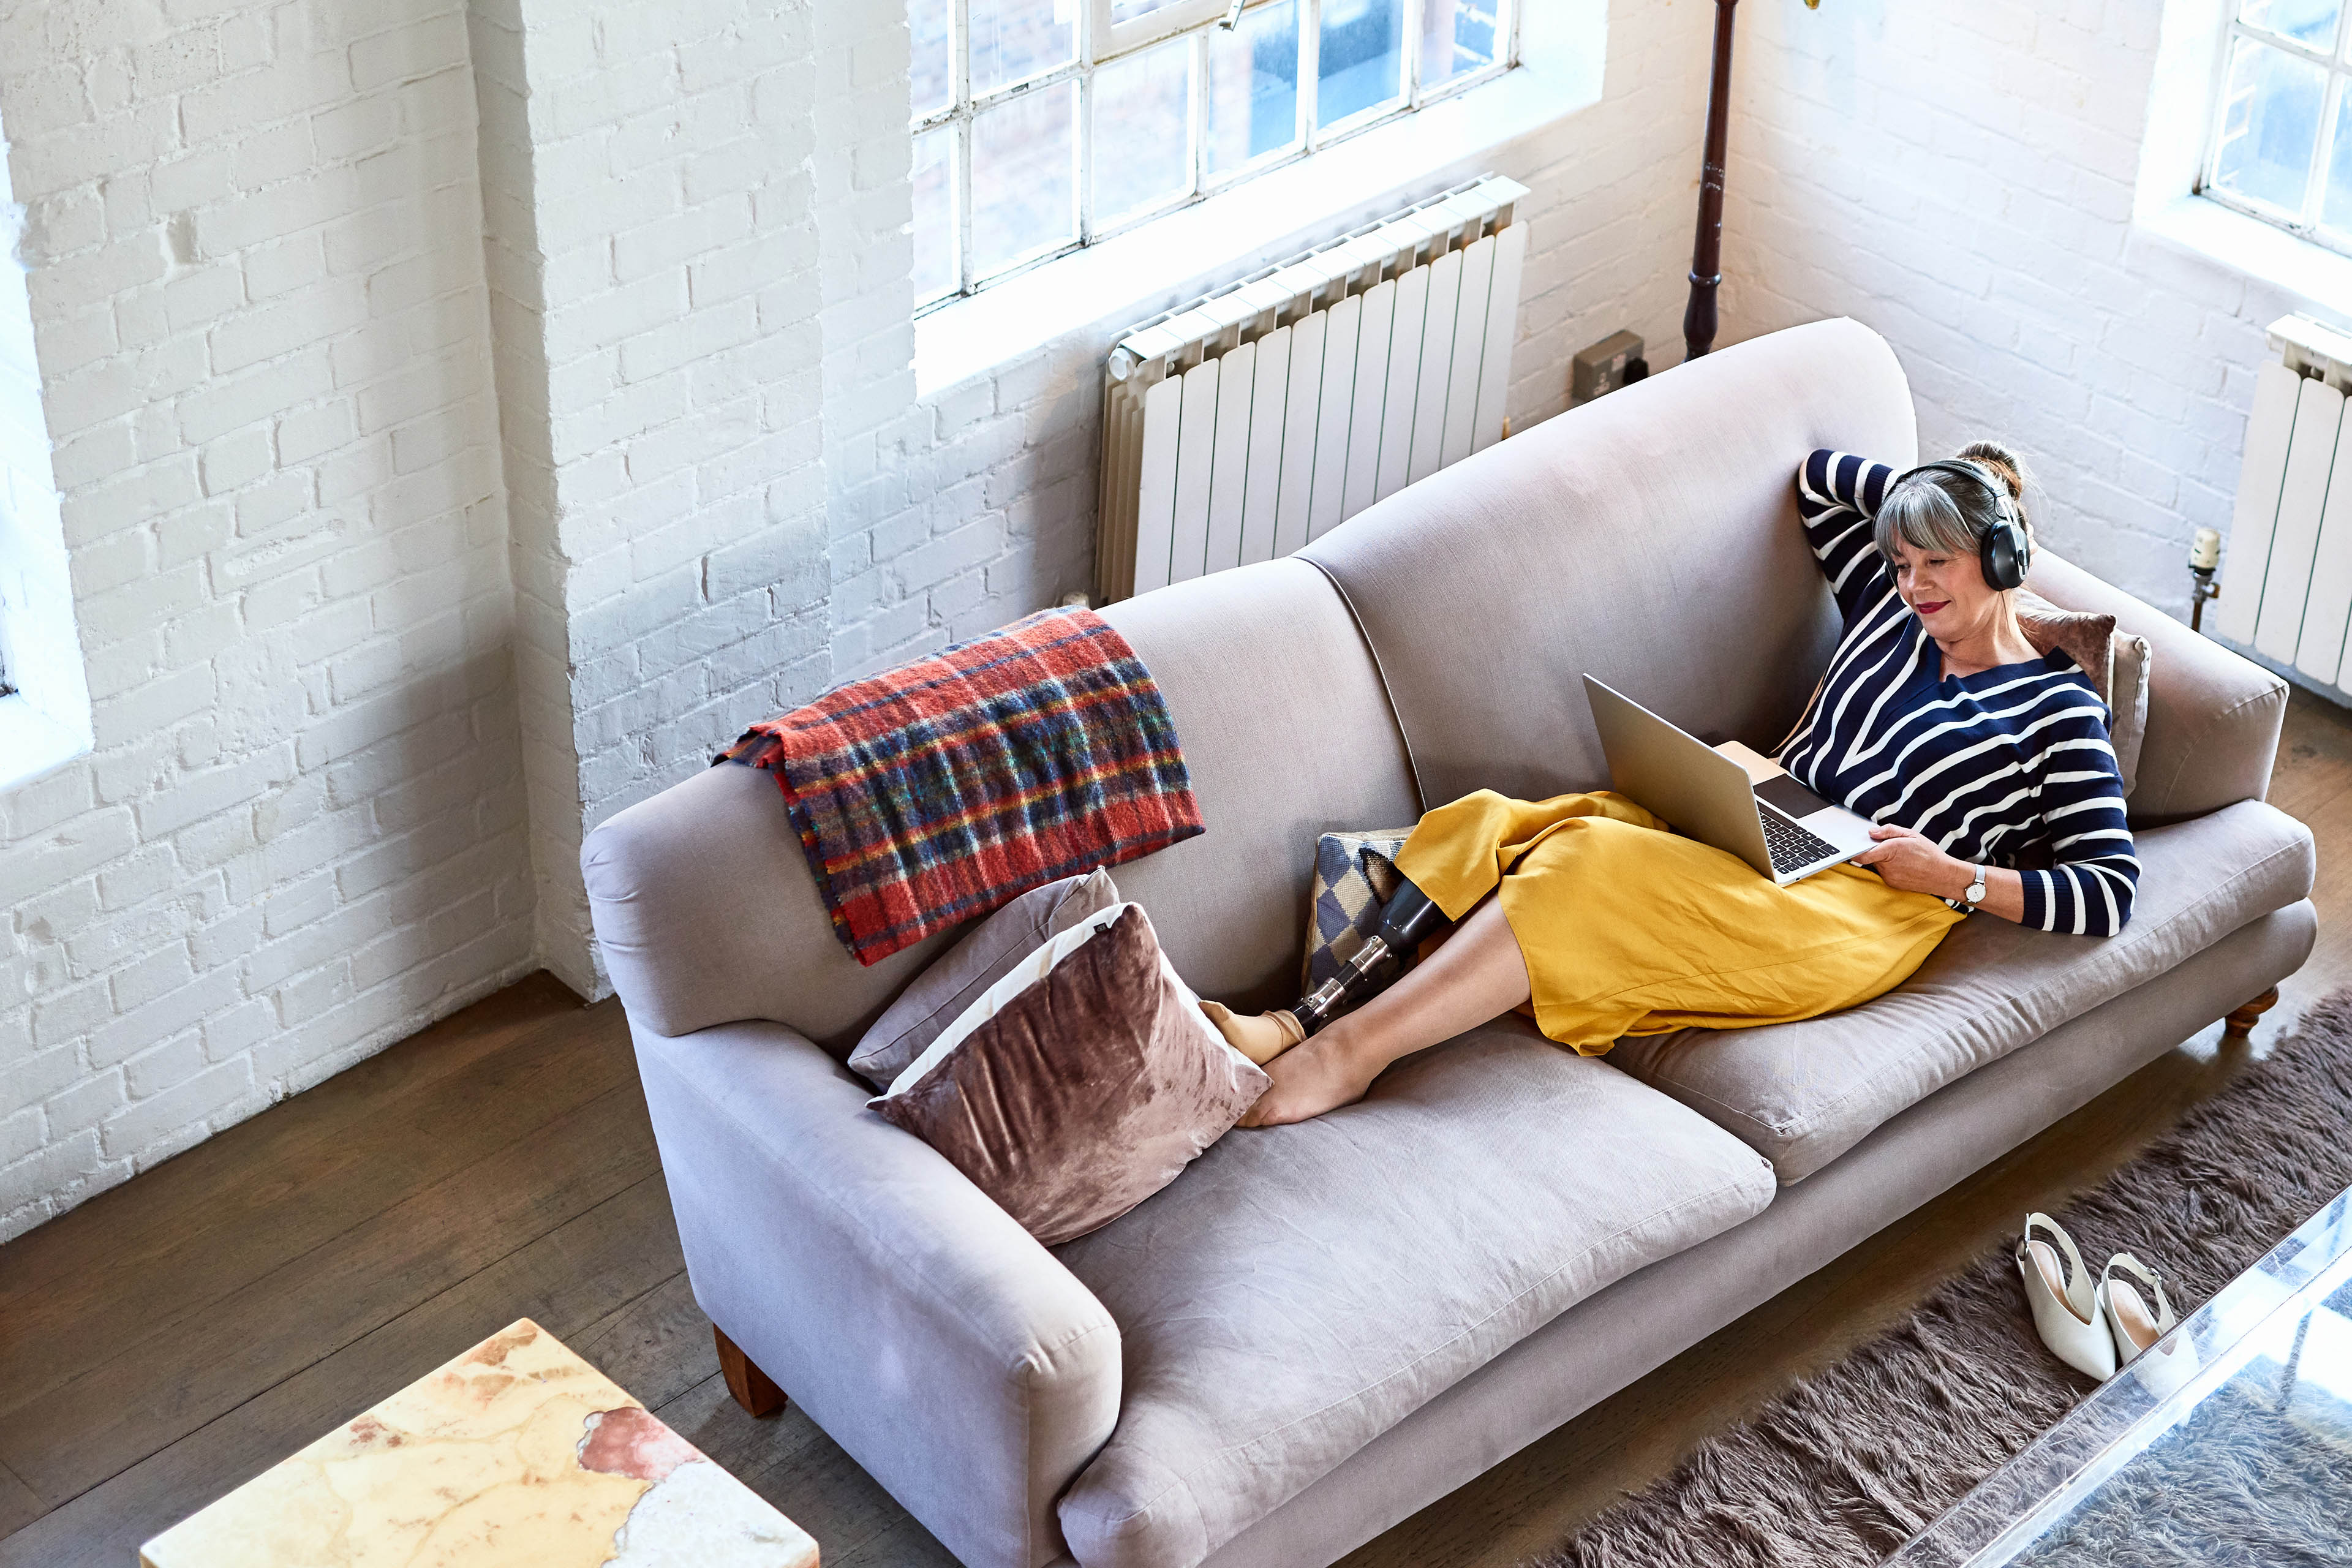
left=1760, top=809, right=1843, bottom=876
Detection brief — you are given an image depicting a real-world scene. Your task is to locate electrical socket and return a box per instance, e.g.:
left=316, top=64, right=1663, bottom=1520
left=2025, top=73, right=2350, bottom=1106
left=1572, top=331, right=1648, bottom=405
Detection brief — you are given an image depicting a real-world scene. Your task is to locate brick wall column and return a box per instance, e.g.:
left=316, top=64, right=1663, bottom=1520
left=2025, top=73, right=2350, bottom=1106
left=469, top=0, right=882, bottom=994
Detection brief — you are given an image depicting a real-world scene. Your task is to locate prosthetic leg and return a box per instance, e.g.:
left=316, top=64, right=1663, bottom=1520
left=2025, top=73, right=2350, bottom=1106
left=1291, top=880, right=1450, bottom=1035
left=1202, top=879, right=1453, bottom=1065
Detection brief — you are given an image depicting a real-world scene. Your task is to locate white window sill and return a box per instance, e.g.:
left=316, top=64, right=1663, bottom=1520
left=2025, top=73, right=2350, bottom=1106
left=2133, top=194, right=2352, bottom=322
left=0, top=689, right=91, bottom=794
left=913, top=1, right=1602, bottom=401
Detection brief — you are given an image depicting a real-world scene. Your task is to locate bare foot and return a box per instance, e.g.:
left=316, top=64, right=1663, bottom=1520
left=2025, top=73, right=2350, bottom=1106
left=1235, top=1031, right=1384, bottom=1127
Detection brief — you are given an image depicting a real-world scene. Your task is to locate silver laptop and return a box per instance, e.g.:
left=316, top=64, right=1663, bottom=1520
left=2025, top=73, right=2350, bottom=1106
left=1582, top=676, right=1878, bottom=886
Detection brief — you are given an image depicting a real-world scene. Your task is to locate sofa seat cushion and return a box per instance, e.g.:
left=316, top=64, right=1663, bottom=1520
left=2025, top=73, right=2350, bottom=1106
left=1050, top=1016, right=1776, bottom=1568
left=1605, top=799, right=2316, bottom=1183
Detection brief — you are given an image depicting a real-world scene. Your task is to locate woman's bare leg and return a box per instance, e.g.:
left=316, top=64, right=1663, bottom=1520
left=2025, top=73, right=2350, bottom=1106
left=1237, top=897, right=1531, bottom=1128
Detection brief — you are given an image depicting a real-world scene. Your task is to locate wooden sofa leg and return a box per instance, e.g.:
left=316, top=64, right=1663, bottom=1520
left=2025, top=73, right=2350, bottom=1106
left=2223, top=986, right=2282, bottom=1043
left=715, top=1325, right=787, bottom=1418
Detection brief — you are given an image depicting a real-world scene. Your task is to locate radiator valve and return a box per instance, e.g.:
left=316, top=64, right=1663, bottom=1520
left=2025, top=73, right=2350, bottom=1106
left=2189, top=527, right=2220, bottom=633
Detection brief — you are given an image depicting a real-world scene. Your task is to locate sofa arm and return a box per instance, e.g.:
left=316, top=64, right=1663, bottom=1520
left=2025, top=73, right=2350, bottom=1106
left=2024, top=550, right=2288, bottom=827
left=631, top=1016, right=1121, bottom=1568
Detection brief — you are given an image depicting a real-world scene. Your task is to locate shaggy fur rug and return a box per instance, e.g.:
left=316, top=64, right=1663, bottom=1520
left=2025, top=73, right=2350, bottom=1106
left=1536, top=990, right=2352, bottom=1568
left=2013, top=1374, right=2352, bottom=1566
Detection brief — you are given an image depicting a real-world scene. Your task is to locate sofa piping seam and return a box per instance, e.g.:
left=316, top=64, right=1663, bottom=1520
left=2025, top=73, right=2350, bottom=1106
left=1297, top=554, right=1430, bottom=815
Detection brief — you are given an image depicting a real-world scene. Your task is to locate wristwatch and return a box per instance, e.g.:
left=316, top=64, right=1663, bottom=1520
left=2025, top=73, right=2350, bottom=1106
left=1962, top=865, right=1988, bottom=910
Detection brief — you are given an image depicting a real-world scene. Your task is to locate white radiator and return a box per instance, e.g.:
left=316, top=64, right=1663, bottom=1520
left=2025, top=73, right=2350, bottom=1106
left=2217, top=314, right=2352, bottom=692
left=1095, top=175, right=1529, bottom=605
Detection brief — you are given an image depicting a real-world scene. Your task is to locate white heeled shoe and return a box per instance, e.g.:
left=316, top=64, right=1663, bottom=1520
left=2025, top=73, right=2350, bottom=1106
left=2099, top=1252, right=2178, bottom=1367
left=2017, top=1213, right=2117, bottom=1381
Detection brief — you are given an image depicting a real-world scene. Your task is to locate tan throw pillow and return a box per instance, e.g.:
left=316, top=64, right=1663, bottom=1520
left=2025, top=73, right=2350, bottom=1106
left=869, top=902, right=1268, bottom=1246
left=2013, top=592, right=2151, bottom=798
left=2108, top=631, right=2150, bottom=802
left=848, top=867, right=1120, bottom=1090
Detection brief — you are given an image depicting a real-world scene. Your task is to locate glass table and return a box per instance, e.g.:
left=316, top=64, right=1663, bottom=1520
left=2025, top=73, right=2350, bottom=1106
left=1890, top=1184, right=2352, bottom=1566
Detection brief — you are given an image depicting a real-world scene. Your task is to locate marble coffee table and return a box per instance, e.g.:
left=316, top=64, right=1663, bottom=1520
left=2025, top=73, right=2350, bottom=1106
left=139, top=1317, right=819, bottom=1567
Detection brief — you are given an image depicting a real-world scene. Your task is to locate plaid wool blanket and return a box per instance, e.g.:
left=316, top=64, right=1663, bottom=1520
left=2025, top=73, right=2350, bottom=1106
left=715, top=607, right=1202, bottom=965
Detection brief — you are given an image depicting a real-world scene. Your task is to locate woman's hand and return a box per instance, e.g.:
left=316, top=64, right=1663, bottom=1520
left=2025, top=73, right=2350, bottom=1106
left=1851, top=824, right=1966, bottom=899
left=1855, top=825, right=2027, bottom=921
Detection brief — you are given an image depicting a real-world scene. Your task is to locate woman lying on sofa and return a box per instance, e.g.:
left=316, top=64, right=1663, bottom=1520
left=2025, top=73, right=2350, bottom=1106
left=1210, top=442, right=2140, bottom=1128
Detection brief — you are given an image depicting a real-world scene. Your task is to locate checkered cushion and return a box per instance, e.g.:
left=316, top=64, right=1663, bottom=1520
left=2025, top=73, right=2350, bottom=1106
left=1301, top=827, right=1417, bottom=992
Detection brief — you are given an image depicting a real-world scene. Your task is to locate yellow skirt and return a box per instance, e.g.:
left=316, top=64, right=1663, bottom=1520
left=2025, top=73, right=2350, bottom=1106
left=1392, top=790, right=1964, bottom=1054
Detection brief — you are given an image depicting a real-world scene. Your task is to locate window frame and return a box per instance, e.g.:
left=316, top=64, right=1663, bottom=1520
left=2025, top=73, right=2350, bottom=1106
left=1095, top=0, right=1227, bottom=58
left=2199, top=1, right=2352, bottom=257
left=913, top=0, right=1520, bottom=312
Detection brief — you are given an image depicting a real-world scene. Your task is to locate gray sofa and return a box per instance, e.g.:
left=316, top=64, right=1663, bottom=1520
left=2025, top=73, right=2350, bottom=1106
left=581, top=318, right=2315, bottom=1568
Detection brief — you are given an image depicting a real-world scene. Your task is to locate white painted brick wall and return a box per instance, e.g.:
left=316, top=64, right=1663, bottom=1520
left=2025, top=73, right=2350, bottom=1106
left=829, top=1, right=1713, bottom=676
left=1718, top=1, right=2296, bottom=616
left=15, top=0, right=2258, bottom=1240
left=473, top=0, right=862, bottom=998
left=3, top=0, right=904, bottom=1230
left=0, top=0, right=532, bottom=1242
left=813, top=0, right=926, bottom=680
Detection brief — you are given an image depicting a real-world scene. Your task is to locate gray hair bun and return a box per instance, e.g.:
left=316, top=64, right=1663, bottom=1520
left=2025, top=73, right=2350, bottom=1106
left=1955, top=439, right=2031, bottom=540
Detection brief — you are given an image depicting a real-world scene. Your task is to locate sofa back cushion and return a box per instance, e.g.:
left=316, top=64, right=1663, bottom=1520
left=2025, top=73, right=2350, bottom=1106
left=1298, top=317, right=1921, bottom=808
left=582, top=556, right=1417, bottom=1049
left=1095, top=558, right=1423, bottom=1012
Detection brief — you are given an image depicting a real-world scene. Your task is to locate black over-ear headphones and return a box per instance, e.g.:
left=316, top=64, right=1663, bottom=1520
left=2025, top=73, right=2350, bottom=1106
left=1890, top=459, right=2030, bottom=592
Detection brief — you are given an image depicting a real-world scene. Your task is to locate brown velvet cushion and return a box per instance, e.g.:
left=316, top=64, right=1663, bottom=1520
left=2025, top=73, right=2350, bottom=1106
left=848, top=868, right=1120, bottom=1089
left=869, top=904, right=1268, bottom=1245
left=2015, top=590, right=2150, bottom=796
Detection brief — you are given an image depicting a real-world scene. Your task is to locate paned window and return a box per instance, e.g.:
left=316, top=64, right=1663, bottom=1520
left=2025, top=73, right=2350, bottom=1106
left=910, top=0, right=1518, bottom=309
left=2203, top=0, right=2352, bottom=252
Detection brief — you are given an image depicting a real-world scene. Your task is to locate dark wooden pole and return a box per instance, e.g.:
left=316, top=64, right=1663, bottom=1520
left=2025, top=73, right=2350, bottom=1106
left=1683, top=0, right=1739, bottom=361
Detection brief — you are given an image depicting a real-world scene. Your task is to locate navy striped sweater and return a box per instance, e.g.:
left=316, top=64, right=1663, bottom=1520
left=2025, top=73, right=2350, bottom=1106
left=1777, top=450, right=2138, bottom=936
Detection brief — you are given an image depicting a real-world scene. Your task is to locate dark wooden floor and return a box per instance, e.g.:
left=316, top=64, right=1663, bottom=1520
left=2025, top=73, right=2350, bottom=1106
left=3, top=689, right=2346, bottom=1568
